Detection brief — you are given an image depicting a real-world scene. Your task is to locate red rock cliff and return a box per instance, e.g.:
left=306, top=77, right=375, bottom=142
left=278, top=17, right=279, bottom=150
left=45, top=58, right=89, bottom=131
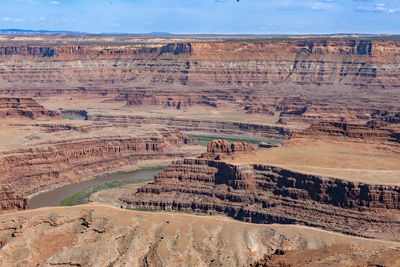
left=0, top=98, right=60, bottom=119
left=1, top=39, right=400, bottom=93
left=123, top=143, right=400, bottom=241
left=0, top=131, right=193, bottom=213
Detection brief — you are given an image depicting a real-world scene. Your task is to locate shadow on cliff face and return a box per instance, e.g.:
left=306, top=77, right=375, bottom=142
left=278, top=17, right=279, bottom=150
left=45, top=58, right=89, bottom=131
left=356, top=40, right=372, bottom=55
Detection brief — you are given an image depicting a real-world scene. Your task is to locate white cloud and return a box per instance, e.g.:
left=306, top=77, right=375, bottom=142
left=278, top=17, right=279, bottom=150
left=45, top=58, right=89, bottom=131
left=1, top=17, right=11, bottom=21
left=14, top=18, right=24, bottom=22
left=39, top=17, right=46, bottom=21
left=356, top=2, right=400, bottom=13
left=311, top=1, right=334, bottom=10
left=50, top=1, right=60, bottom=4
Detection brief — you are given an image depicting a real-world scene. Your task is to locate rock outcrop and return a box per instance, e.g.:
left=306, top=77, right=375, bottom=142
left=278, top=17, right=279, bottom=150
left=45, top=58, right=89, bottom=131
left=122, top=141, right=400, bottom=241
left=370, top=110, right=400, bottom=125
left=117, top=91, right=223, bottom=109
left=295, top=121, right=400, bottom=143
left=206, top=139, right=255, bottom=154
left=1, top=38, right=400, bottom=92
left=202, top=139, right=256, bottom=160
left=1, top=36, right=400, bottom=128
left=0, top=97, right=60, bottom=119
left=0, top=131, right=194, bottom=213
left=0, top=185, right=28, bottom=211
left=0, top=205, right=393, bottom=266
left=89, top=113, right=291, bottom=139
left=250, top=244, right=400, bottom=267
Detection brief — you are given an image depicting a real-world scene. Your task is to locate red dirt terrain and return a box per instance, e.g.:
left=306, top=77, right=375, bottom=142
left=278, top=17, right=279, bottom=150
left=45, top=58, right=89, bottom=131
left=0, top=35, right=400, bottom=265
left=123, top=139, right=400, bottom=241
left=0, top=37, right=399, bottom=91
left=0, top=97, right=60, bottom=119
left=1, top=36, right=400, bottom=127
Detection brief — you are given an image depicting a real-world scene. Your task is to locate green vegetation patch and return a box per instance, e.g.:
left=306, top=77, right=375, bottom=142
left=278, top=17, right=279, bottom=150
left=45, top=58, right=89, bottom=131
left=187, top=134, right=282, bottom=146
left=61, top=165, right=168, bottom=206
left=61, top=178, right=154, bottom=206
left=60, top=114, right=75, bottom=120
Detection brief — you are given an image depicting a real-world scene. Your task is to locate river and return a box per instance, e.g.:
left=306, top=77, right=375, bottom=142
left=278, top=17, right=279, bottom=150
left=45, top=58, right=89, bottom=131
left=28, top=168, right=162, bottom=209
left=59, top=110, right=87, bottom=120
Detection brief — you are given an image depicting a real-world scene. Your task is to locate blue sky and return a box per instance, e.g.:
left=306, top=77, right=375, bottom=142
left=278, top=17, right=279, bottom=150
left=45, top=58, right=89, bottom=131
left=0, top=0, right=399, bottom=34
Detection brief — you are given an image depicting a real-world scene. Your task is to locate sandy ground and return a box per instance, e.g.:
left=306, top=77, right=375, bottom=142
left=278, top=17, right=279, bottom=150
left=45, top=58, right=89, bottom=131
left=90, top=181, right=151, bottom=207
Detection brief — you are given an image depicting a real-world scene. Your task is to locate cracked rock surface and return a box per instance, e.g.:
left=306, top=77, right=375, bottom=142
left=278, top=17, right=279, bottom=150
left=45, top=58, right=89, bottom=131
left=0, top=204, right=396, bottom=266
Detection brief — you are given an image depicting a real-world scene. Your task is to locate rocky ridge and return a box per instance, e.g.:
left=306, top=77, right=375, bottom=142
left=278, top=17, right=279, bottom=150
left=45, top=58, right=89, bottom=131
left=294, top=121, right=400, bottom=143
left=123, top=140, right=400, bottom=241
left=89, top=113, right=291, bottom=139
left=0, top=97, right=60, bottom=119
left=1, top=39, right=400, bottom=91
left=0, top=185, right=28, bottom=212
left=0, top=205, right=396, bottom=266
left=0, top=131, right=194, bottom=213
left=250, top=244, right=400, bottom=267
left=203, top=139, right=256, bottom=160
left=117, top=91, right=224, bottom=109
left=1, top=37, right=400, bottom=128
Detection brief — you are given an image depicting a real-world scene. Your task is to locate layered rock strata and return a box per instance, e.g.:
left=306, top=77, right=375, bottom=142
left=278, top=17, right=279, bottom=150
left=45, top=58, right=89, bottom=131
left=123, top=141, right=400, bottom=241
left=0, top=97, right=60, bottom=119
left=295, top=121, right=400, bottom=143
left=1, top=37, right=400, bottom=127
left=250, top=244, right=400, bottom=267
left=89, top=114, right=291, bottom=139
left=1, top=39, right=400, bottom=91
left=0, top=131, right=193, bottom=213
left=116, top=91, right=224, bottom=109
left=370, top=110, right=400, bottom=125
left=113, top=92, right=400, bottom=126
left=203, top=139, right=256, bottom=160
left=0, top=185, right=28, bottom=211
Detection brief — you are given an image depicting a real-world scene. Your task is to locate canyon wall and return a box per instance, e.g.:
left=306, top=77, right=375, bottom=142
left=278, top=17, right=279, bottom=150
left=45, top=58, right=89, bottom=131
left=294, top=121, right=400, bottom=143
left=0, top=131, right=193, bottom=213
left=0, top=97, right=60, bottom=119
left=0, top=185, right=28, bottom=212
left=89, top=114, right=290, bottom=139
left=0, top=39, right=399, bottom=94
left=124, top=142, right=400, bottom=241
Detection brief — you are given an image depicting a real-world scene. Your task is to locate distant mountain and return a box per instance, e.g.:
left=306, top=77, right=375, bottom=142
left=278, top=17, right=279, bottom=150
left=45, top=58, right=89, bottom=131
left=148, top=32, right=173, bottom=35
left=0, top=29, right=176, bottom=36
left=0, top=29, right=86, bottom=35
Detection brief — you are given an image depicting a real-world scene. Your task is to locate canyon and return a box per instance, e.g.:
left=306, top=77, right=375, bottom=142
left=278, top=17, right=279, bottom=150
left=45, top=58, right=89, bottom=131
left=0, top=36, right=399, bottom=92
left=122, top=138, right=400, bottom=241
left=0, top=35, right=400, bottom=266
left=1, top=35, right=400, bottom=128
left=0, top=97, right=201, bottom=214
